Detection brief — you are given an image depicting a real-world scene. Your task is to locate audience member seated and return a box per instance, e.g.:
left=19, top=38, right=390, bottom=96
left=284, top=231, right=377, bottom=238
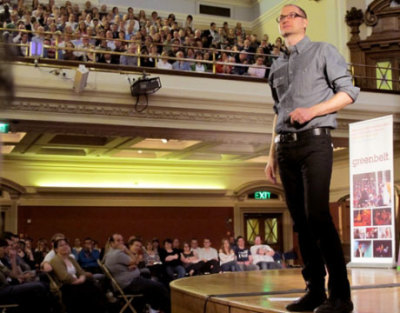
left=157, top=52, right=172, bottom=69
left=120, top=42, right=138, bottom=66
left=248, top=55, right=267, bottom=78
left=172, top=51, right=190, bottom=71
left=191, top=52, right=207, bottom=72
left=180, top=242, right=204, bottom=276
left=72, top=237, right=82, bottom=258
left=16, top=240, right=36, bottom=270
left=219, top=239, right=241, bottom=272
left=144, top=241, right=164, bottom=282
left=190, top=238, right=201, bottom=255
left=0, top=239, right=52, bottom=313
left=250, top=235, right=282, bottom=270
left=104, top=233, right=170, bottom=313
left=198, top=238, right=220, bottom=274
left=159, top=238, right=186, bottom=281
left=235, top=236, right=258, bottom=271
left=77, top=237, right=101, bottom=274
left=171, top=238, right=181, bottom=252
left=50, top=238, right=108, bottom=313
left=2, top=233, right=31, bottom=273
left=33, top=238, right=49, bottom=268
left=41, top=233, right=73, bottom=272
left=128, top=238, right=151, bottom=278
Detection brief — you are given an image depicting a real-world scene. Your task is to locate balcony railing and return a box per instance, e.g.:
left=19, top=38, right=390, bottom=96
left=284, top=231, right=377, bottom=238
left=1, top=28, right=399, bottom=93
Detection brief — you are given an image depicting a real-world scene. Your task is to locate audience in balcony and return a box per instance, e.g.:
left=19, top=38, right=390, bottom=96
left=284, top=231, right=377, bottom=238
left=0, top=0, right=283, bottom=77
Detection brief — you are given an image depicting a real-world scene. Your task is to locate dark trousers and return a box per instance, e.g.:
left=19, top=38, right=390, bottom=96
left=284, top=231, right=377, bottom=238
left=276, top=132, right=350, bottom=300
left=201, top=259, right=220, bottom=274
left=61, top=281, right=108, bottom=313
left=124, top=276, right=171, bottom=313
left=0, top=281, right=52, bottom=313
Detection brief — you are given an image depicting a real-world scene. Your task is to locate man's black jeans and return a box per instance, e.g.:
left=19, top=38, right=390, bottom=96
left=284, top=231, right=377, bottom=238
left=276, top=131, right=351, bottom=300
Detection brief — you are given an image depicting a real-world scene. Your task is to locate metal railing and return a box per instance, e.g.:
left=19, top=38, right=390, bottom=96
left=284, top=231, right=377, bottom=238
left=1, top=28, right=399, bottom=92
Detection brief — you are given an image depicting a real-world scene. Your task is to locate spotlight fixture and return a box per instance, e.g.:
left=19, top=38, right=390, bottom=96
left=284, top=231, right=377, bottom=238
left=128, top=72, right=161, bottom=112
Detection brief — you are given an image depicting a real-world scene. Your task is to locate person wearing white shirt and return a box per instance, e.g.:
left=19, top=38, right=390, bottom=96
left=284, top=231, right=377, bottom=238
left=157, top=53, right=173, bottom=70
left=250, top=235, right=282, bottom=270
left=248, top=56, right=267, bottom=78
left=198, top=238, right=220, bottom=274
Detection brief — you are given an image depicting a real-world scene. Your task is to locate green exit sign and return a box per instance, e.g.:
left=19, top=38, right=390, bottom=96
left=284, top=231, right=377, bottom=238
left=0, top=123, right=9, bottom=133
left=255, top=191, right=271, bottom=200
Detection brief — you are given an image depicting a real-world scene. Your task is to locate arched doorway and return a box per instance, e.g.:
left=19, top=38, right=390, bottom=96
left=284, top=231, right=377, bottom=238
left=232, top=180, right=293, bottom=254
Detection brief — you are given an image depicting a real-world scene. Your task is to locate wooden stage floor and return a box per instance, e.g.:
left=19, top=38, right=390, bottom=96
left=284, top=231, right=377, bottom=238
left=170, top=268, right=400, bottom=313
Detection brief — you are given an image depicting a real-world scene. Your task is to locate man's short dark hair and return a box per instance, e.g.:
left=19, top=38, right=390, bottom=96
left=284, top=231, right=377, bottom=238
left=284, top=4, right=307, bottom=18
left=210, top=22, right=216, bottom=27
left=0, top=239, right=8, bottom=247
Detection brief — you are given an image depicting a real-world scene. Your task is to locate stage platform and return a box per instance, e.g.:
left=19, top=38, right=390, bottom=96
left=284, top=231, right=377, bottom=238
left=170, top=268, right=400, bottom=313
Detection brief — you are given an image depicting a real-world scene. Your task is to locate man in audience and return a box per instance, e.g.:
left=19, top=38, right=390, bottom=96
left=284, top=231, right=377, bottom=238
left=202, top=22, right=217, bottom=48
left=120, top=42, right=138, bottom=66
left=250, top=235, right=282, bottom=270
left=77, top=237, right=101, bottom=274
left=198, top=238, right=220, bottom=274
left=235, top=236, right=258, bottom=271
left=0, top=239, right=52, bottom=313
left=172, top=51, right=190, bottom=71
left=190, top=238, right=201, bottom=255
left=104, top=233, right=170, bottom=313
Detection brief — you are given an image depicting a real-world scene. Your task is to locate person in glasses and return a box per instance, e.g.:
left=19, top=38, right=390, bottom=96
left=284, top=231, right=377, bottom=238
left=265, top=4, right=359, bottom=313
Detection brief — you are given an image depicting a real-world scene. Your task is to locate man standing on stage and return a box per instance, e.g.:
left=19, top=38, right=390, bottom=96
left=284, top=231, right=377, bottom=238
left=265, top=4, right=359, bottom=313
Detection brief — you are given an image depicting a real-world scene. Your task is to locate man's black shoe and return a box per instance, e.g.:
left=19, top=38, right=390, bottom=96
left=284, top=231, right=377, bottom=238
left=286, top=291, right=327, bottom=312
left=314, top=298, right=354, bottom=313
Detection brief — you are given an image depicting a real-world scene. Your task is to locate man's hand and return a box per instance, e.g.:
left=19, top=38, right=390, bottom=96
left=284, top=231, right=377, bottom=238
left=289, top=107, right=315, bottom=125
left=265, top=157, right=277, bottom=184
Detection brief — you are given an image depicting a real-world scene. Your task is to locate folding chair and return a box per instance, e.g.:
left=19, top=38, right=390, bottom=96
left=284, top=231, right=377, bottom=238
left=97, top=260, right=143, bottom=313
left=0, top=304, right=19, bottom=313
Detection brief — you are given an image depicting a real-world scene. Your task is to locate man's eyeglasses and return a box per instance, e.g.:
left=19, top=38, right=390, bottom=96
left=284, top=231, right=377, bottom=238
left=276, top=12, right=306, bottom=23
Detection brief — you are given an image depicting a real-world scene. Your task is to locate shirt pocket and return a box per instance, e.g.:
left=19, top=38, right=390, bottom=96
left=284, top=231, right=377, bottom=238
left=272, top=76, right=286, bottom=100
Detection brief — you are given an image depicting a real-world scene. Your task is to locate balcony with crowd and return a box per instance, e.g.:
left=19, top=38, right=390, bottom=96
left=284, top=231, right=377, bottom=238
left=0, top=0, right=289, bottom=78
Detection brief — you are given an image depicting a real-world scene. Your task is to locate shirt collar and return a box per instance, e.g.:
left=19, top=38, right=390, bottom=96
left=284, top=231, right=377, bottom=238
left=289, top=36, right=310, bottom=55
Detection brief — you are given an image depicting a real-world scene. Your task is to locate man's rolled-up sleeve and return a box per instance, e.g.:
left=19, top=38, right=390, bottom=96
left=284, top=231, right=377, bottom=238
left=324, top=44, right=360, bottom=102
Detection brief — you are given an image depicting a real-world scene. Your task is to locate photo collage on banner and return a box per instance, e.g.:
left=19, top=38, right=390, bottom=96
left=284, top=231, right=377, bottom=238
left=349, top=115, right=396, bottom=266
left=352, top=170, right=393, bottom=259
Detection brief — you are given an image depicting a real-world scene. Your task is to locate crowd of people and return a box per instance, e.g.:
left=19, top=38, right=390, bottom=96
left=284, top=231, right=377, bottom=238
left=0, top=231, right=284, bottom=313
left=0, top=0, right=289, bottom=77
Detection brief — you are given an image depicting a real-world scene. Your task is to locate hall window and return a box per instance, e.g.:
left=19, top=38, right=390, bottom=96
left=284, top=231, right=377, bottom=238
left=376, top=61, right=393, bottom=90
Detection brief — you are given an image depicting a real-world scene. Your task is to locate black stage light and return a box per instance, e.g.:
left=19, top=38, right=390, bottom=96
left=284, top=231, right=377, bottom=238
left=129, top=73, right=161, bottom=112
left=130, top=73, right=161, bottom=96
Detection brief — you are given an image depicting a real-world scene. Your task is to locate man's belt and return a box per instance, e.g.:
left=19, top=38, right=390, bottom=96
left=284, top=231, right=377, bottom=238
left=274, top=127, right=331, bottom=144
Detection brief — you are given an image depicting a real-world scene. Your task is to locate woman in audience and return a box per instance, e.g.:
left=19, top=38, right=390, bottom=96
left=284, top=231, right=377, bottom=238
left=144, top=241, right=165, bottom=282
left=219, top=238, right=242, bottom=272
left=34, top=238, right=49, bottom=267
left=191, top=52, right=207, bottom=72
left=159, top=238, right=186, bottom=281
left=180, top=242, right=204, bottom=276
left=50, top=238, right=108, bottom=313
